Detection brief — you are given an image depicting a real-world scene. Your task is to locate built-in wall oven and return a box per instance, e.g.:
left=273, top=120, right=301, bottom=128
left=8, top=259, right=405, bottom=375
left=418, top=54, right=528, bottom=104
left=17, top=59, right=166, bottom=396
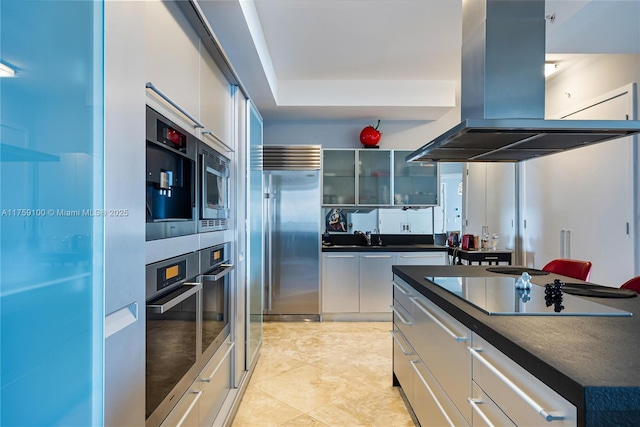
left=145, top=252, right=201, bottom=427
left=199, top=243, right=233, bottom=361
left=146, top=106, right=198, bottom=240
left=145, top=244, right=233, bottom=426
left=199, top=141, right=230, bottom=232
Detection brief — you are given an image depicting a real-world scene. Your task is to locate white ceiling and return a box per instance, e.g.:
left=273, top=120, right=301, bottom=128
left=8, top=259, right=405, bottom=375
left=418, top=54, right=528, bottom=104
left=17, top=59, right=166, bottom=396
left=199, top=0, right=640, bottom=122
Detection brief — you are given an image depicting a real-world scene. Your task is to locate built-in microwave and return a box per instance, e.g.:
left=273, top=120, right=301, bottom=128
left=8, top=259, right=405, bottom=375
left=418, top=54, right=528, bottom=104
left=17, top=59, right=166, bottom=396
left=199, top=141, right=230, bottom=232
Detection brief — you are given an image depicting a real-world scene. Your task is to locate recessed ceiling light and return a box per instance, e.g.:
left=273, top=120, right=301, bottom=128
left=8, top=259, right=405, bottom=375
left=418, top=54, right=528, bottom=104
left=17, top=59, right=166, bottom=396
left=0, top=63, right=16, bottom=77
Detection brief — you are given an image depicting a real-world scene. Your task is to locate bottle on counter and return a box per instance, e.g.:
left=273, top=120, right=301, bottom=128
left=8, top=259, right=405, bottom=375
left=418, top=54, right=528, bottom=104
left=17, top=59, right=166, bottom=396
left=322, top=229, right=331, bottom=245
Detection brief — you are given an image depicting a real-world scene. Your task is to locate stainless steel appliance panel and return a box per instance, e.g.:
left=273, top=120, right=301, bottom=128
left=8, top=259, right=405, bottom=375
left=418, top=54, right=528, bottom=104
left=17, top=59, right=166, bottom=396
left=264, top=170, right=320, bottom=318
left=145, top=252, right=202, bottom=427
left=198, top=141, right=230, bottom=232
left=199, top=244, right=233, bottom=363
left=146, top=106, right=198, bottom=240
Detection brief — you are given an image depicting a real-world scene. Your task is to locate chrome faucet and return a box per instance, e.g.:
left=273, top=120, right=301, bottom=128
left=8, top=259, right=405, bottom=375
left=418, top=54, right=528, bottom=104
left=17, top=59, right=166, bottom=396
left=354, top=230, right=371, bottom=246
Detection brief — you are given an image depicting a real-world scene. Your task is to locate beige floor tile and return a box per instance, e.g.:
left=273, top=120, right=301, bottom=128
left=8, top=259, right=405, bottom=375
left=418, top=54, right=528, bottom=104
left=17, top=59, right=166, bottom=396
left=231, top=321, right=415, bottom=427
left=232, top=386, right=304, bottom=427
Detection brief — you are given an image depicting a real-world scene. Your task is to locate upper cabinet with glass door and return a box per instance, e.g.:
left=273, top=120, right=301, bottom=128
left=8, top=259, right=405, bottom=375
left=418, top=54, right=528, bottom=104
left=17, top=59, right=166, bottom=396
left=393, top=150, right=439, bottom=206
left=322, top=149, right=356, bottom=205
left=358, top=149, right=391, bottom=205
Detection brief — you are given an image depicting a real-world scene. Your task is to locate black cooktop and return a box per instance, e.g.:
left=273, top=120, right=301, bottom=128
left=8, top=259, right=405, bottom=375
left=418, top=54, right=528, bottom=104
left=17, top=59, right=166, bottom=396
left=426, top=276, right=632, bottom=316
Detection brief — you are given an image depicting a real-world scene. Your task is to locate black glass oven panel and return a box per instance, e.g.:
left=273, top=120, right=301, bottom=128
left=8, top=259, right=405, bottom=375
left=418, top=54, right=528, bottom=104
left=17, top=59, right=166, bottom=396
left=205, top=170, right=224, bottom=209
left=201, top=273, right=229, bottom=354
left=145, top=291, right=197, bottom=419
left=426, top=276, right=631, bottom=316
left=155, top=260, right=187, bottom=293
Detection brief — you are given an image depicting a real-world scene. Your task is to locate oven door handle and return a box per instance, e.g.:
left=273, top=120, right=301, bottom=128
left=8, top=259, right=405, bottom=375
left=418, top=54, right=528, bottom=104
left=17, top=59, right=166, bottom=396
left=147, top=283, right=201, bottom=314
left=202, top=264, right=234, bottom=281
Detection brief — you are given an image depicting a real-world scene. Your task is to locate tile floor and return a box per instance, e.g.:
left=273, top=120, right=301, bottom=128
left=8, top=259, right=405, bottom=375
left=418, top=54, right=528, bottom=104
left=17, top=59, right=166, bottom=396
left=231, top=321, right=415, bottom=427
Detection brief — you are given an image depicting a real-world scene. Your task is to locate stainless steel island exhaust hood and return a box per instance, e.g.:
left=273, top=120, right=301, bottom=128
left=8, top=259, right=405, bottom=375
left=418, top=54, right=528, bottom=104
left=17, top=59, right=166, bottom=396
left=407, top=0, right=640, bottom=163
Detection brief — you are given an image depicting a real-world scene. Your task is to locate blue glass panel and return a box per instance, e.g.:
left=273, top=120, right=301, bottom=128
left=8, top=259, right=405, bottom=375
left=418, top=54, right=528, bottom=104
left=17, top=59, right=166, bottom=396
left=247, top=102, right=263, bottom=367
left=0, top=1, right=104, bottom=425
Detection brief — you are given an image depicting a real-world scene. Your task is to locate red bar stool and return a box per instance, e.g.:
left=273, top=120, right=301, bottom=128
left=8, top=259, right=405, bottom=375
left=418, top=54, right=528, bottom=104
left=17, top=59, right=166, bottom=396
left=620, top=276, right=640, bottom=293
left=542, top=259, right=592, bottom=281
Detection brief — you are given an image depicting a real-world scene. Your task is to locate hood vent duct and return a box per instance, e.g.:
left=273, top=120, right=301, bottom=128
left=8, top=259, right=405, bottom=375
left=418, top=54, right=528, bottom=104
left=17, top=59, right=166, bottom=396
left=407, top=0, right=640, bottom=163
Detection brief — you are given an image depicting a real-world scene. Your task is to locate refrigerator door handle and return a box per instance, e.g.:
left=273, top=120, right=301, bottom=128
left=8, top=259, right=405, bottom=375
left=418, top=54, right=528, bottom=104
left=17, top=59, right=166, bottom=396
left=266, top=173, right=273, bottom=312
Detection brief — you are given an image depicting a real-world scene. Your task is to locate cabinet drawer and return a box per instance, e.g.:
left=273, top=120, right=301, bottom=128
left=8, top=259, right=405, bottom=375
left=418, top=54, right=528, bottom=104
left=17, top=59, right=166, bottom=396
left=391, top=326, right=413, bottom=402
left=411, top=293, right=471, bottom=424
left=160, top=383, right=201, bottom=427
left=411, top=358, right=469, bottom=427
left=396, top=252, right=446, bottom=265
left=471, top=334, right=577, bottom=426
left=198, top=338, right=234, bottom=427
left=392, top=276, right=415, bottom=313
left=391, top=299, right=413, bottom=345
left=469, top=381, right=516, bottom=427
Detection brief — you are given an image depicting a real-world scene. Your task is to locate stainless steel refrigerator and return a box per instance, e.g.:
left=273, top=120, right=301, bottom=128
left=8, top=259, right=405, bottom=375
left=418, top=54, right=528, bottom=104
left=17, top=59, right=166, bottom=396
left=263, top=146, right=321, bottom=321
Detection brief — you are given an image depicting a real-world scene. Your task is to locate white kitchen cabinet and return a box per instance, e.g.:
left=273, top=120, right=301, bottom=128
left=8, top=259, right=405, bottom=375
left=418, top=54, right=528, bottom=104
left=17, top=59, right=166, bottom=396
left=395, top=252, right=446, bottom=266
left=321, top=253, right=359, bottom=313
left=470, top=334, right=577, bottom=426
left=359, top=253, right=394, bottom=312
left=199, top=48, right=233, bottom=147
left=145, top=1, right=200, bottom=122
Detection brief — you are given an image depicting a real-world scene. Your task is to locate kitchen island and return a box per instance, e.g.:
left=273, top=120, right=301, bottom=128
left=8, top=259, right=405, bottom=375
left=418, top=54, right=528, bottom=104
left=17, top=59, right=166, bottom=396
left=392, top=265, right=640, bottom=426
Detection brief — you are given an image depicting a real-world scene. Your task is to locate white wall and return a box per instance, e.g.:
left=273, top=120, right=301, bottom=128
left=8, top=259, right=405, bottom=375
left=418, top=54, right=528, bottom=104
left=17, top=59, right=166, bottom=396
left=521, top=53, right=640, bottom=285
left=546, top=54, right=640, bottom=118
left=263, top=106, right=461, bottom=150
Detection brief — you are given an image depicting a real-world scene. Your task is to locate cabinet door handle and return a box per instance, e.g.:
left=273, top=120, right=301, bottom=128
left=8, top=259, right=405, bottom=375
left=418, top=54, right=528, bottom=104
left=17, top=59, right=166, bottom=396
left=201, top=341, right=235, bottom=383
left=399, top=254, right=440, bottom=258
left=390, top=330, right=413, bottom=355
left=410, top=360, right=456, bottom=427
left=468, top=397, right=495, bottom=427
left=325, top=255, right=356, bottom=258
left=468, top=347, right=564, bottom=422
left=362, top=255, right=393, bottom=258
left=410, top=297, right=468, bottom=342
left=176, top=390, right=203, bottom=427
left=392, top=281, right=412, bottom=295
left=390, top=305, right=412, bottom=325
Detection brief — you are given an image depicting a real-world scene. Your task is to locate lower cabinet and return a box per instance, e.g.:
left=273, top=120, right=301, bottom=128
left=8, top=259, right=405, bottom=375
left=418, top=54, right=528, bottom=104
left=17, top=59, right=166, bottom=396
left=359, top=253, right=395, bottom=312
left=322, top=250, right=447, bottom=315
left=410, top=291, right=471, bottom=424
left=395, top=251, right=447, bottom=266
left=392, top=276, right=471, bottom=427
left=392, top=274, right=578, bottom=427
left=322, top=253, right=359, bottom=313
left=160, top=336, right=234, bottom=427
left=470, top=334, right=576, bottom=426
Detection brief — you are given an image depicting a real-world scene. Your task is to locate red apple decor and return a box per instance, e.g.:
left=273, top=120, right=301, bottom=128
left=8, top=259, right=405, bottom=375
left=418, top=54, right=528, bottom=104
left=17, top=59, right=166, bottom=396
left=359, top=120, right=382, bottom=147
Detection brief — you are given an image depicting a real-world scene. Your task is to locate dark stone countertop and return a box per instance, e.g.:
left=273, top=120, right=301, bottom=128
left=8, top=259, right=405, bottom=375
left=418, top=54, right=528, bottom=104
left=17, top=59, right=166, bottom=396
left=322, top=243, right=448, bottom=252
left=392, top=265, right=640, bottom=427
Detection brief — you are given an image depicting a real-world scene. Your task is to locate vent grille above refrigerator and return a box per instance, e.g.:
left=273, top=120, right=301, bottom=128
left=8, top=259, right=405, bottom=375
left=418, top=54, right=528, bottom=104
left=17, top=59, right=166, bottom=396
left=262, top=145, right=321, bottom=170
